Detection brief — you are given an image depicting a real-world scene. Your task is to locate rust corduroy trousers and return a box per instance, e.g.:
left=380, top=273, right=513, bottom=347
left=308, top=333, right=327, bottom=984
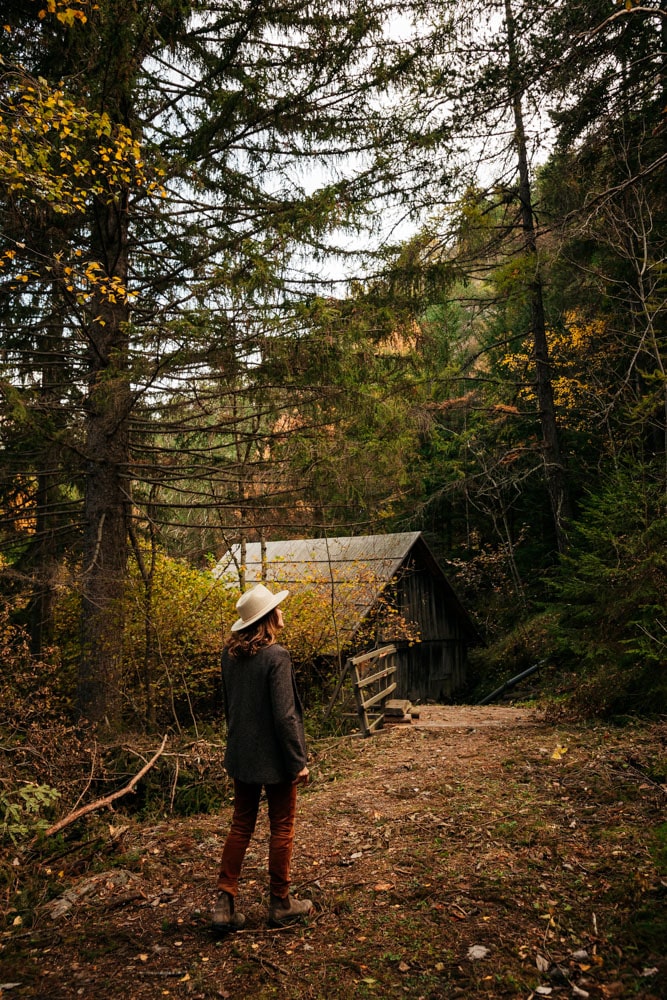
left=217, top=779, right=297, bottom=900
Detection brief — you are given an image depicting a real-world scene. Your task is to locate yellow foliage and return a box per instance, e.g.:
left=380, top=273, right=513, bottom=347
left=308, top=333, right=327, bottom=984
left=0, top=36, right=165, bottom=305
left=0, top=82, right=151, bottom=210
left=52, top=548, right=235, bottom=723
left=224, top=565, right=421, bottom=665
left=37, top=0, right=88, bottom=25
left=0, top=477, right=38, bottom=534
left=499, top=311, right=616, bottom=431
left=49, top=545, right=421, bottom=726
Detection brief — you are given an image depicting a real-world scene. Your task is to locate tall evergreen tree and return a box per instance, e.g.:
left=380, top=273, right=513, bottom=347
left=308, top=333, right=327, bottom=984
left=539, top=0, right=667, bottom=476
left=0, top=0, right=422, bottom=723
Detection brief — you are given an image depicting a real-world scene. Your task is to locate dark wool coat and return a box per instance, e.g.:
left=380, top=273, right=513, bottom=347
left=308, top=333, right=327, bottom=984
left=221, top=643, right=307, bottom=785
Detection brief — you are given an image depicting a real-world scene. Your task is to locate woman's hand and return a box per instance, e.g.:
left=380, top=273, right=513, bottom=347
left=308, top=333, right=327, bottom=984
left=293, top=766, right=310, bottom=785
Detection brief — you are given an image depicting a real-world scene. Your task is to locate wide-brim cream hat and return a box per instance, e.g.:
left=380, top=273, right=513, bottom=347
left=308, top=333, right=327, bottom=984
left=230, top=583, right=289, bottom=632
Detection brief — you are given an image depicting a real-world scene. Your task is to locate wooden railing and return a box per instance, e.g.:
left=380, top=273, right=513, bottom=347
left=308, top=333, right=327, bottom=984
left=348, top=645, right=397, bottom=737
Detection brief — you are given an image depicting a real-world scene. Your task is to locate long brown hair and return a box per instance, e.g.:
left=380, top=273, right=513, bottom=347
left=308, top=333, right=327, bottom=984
left=225, top=607, right=282, bottom=659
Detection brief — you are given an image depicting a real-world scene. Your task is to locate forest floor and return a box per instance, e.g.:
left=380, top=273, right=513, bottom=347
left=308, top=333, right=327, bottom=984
left=1, top=706, right=666, bottom=1000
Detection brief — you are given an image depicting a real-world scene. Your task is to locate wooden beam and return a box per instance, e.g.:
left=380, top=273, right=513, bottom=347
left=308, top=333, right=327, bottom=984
left=349, top=644, right=396, bottom=667
left=361, top=682, right=397, bottom=711
left=355, top=665, right=397, bottom=689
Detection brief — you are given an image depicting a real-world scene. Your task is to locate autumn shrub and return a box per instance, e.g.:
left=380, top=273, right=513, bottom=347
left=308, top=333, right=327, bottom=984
left=52, top=548, right=407, bottom=729
left=446, top=536, right=529, bottom=641
left=0, top=598, right=71, bottom=727
left=53, top=548, right=237, bottom=729
left=465, top=610, right=559, bottom=701
left=122, top=551, right=236, bottom=727
left=14, top=542, right=424, bottom=732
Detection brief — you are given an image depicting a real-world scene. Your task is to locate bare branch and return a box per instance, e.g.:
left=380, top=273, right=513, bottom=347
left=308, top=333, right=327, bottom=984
left=40, top=735, right=168, bottom=839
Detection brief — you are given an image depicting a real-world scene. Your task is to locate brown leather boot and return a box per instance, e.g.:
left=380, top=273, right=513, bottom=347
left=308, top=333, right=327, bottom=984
left=211, top=891, right=246, bottom=931
left=268, top=893, right=313, bottom=926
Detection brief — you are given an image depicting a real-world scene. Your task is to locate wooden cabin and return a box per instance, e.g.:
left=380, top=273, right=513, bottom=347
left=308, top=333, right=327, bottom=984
left=214, top=531, right=481, bottom=703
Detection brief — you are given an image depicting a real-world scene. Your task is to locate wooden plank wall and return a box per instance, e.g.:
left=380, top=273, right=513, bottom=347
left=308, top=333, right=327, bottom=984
left=389, top=560, right=469, bottom=702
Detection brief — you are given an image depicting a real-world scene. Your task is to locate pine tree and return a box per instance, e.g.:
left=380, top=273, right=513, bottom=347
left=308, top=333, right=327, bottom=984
left=0, top=0, right=425, bottom=723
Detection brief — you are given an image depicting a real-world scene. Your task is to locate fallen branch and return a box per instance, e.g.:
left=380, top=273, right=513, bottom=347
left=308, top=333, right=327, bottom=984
left=41, top=735, right=168, bottom=839
left=134, top=970, right=187, bottom=979
left=247, top=954, right=288, bottom=976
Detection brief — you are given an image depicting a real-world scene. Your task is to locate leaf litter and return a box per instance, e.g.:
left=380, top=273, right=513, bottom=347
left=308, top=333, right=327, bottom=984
left=1, top=706, right=665, bottom=999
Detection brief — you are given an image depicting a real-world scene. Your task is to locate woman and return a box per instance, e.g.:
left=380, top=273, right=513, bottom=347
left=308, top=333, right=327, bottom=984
left=212, top=583, right=312, bottom=930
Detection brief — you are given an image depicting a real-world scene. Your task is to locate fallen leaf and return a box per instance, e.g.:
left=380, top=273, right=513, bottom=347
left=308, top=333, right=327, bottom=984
left=536, top=954, right=549, bottom=972
left=374, top=882, right=394, bottom=892
left=601, top=983, right=625, bottom=997
left=398, top=961, right=410, bottom=972
left=551, top=746, right=568, bottom=760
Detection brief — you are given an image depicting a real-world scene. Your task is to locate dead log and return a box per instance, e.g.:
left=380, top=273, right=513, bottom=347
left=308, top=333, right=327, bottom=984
left=41, top=735, right=168, bottom=839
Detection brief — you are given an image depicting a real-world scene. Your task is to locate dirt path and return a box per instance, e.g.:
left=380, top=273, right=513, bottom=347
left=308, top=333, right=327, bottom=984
left=3, top=709, right=665, bottom=1000
left=414, top=705, right=539, bottom=728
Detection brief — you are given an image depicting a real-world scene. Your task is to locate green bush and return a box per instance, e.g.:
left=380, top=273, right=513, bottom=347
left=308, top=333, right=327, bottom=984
left=1, top=782, right=60, bottom=844
left=549, top=465, right=667, bottom=716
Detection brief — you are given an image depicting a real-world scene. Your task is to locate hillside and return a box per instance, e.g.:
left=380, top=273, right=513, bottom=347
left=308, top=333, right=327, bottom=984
left=2, top=708, right=665, bottom=999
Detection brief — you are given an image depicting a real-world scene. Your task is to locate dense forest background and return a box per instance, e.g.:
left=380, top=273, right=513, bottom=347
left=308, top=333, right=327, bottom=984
left=1, top=0, right=665, bottom=734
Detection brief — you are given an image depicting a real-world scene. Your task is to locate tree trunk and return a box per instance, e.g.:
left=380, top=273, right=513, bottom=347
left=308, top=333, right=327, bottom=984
left=29, top=286, right=66, bottom=655
left=504, top=0, right=572, bottom=552
left=77, top=193, right=131, bottom=726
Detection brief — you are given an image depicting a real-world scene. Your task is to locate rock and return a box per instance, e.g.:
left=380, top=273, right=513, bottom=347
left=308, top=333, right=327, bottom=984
left=547, top=964, right=569, bottom=984
left=467, top=945, right=490, bottom=961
